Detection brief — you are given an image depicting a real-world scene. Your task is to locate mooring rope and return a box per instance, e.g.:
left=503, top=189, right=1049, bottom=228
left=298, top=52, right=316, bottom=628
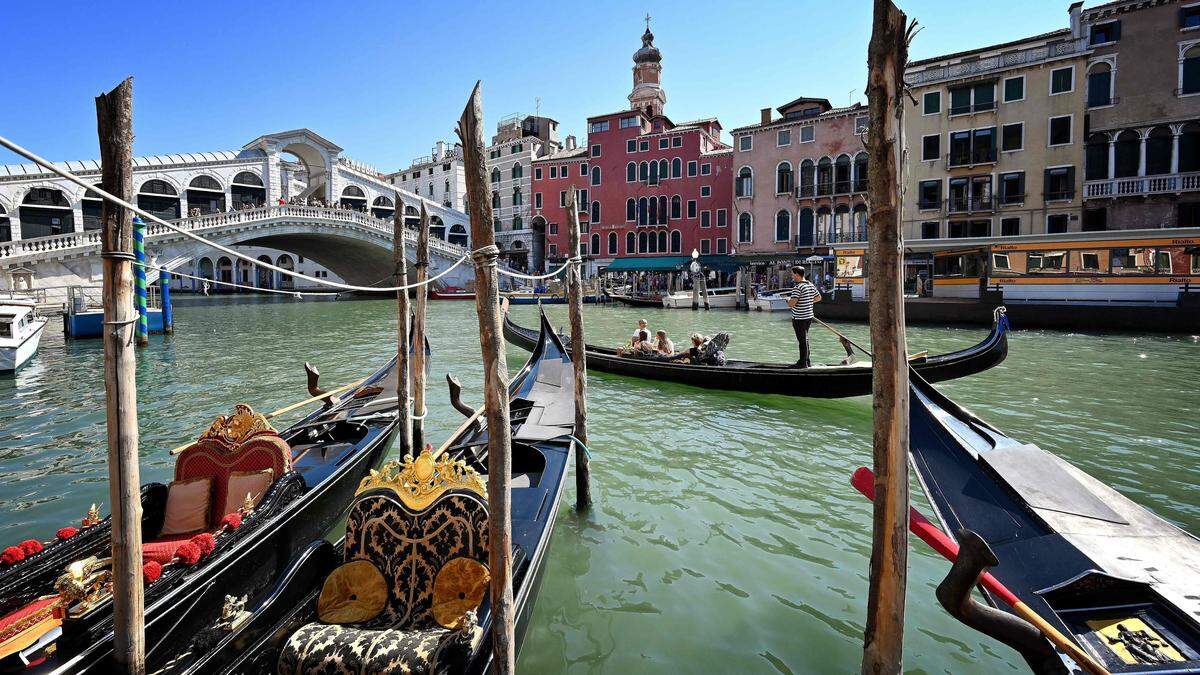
left=497, top=256, right=582, bottom=281
left=133, top=262, right=331, bottom=298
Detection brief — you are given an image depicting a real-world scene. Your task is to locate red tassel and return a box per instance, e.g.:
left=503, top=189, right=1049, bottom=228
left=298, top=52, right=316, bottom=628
left=220, top=513, right=243, bottom=530
left=1, top=546, right=25, bottom=567
left=174, top=542, right=202, bottom=566
left=191, top=533, right=215, bottom=557
left=142, top=561, right=162, bottom=584
left=56, top=527, right=79, bottom=541
left=18, top=539, right=43, bottom=556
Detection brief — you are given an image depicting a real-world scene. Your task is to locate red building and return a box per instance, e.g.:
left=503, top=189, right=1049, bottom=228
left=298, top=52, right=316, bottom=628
left=532, top=23, right=733, bottom=272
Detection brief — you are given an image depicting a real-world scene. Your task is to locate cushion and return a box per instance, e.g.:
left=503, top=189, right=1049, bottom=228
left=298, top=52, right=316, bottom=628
left=222, top=469, right=273, bottom=517
left=276, top=621, right=479, bottom=675
left=160, top=477, right=211, bottom=536
left=317, top=560, right=388, bottom=625
left=0, top=595, right=62, bottom=661
left=141, top=533, right=199, bottom=564
left=431, top=558, right=489, bottom=629
left=174, top=432, right=290, bottom=526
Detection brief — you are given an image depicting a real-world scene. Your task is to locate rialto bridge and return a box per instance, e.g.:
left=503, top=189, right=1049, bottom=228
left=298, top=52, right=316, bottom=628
left=0, top=130, right=480, bottom=290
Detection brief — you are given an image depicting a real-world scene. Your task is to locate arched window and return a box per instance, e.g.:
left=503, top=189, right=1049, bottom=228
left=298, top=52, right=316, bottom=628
left=627, top=162, right=636, bottom=182
left=736, top=166, right=754, bottom=197
left=738, top=212, right=752, bottom=243
left=659, top=196, right=668, bottom=223
left=19, top=187, right=73, bottom=238
left=590, top=233, right=601, bottom=256
left=1086, top=133, right=1110, bottom=180
left=649, top=160, right=659, bottom=184
left=670, top=230, right=681, bottom=253
left=626, top=231, right=636, bottom=254
left=834, top=155, right=852, bottom=193
left=1145, top=127, right=1173, bottom=176
left=1087, top=62, right=1113, bottom=107
left=797, top=208, right=815, bottom=246
left=639, top=162, right=649, bottom=182
left=491, top=191, right=501, bottom=209
left=852, top=203, right=869, bottom=241
left=512, top=163, right=523, bottom=179
left=1114, top=130, right=1140, bottom=178
left=638, top=231, right=648, bottom=253
left=187, top=175, right=226, bottom=215
left=658, top=231, right=667, bottom=252
left=1181, top=45, right=1200, bottom=96
left=371, top=195, right=395, bottom=220
left=817, top=158, right=833, bottom=195
left=81, top=186, right=103, bottom=230
left=648, top=196, right=658, bottom=225
left=493, top=217, right=502, bottom=232
left=491, top=167, right=501, bottom=183
left=217, top=256, right=233, bottom=283
left=853, top=152, right=869, bottom=192
left=775, top=209, right=791, bottom=242
left=197, top=257, right=214, bottom=280
left=658, top=159, right=669, bottom=180
left=833, top=204, right=851, bottom=240
left=671, top=195, right=681, bottom=220
left=626, top=198, right=636, bottom=221
left=816, top=206, right=832, bottom=242
left=137, top=179, right=181, bottom=222
left=140, top=179, right=176, bottom=195
left=671, top=157, right=682, bottom=178
left=591, top=166, right=601, bottom=186
left=232, top=171, right=263, bottom=187
left=776, top=162, right=794, bottom=194
left=591, top=200, right=601, bottom=222
left=800, top=159, right=816, bottom=197
left=647, top=230, right=658, bottom=253
left=448, top=223, right=468, bottom=247
left=638, top=197, right=648, bottom=226
left=608, top=232, right=618, bottom=254
left=191, top=175, right=222, bottom=191
left=512, top=187, right=522, bottom=206
left=513, top=216, right=523, bottom=230
left=231, top=171, right=265, bottom=209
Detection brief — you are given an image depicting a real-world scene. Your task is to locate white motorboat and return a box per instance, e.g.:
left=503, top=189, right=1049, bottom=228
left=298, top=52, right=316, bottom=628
left=748, top=288, right=791, bottom=312
left=0, top=299, right=48, bottom=374
left=661, top=286, right=739, bottom=309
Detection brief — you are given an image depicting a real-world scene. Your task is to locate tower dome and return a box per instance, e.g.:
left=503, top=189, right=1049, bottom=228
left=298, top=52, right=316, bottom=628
left=629, top=17, right=666, bottom=117
left=633, top=27, right=661, bottom=64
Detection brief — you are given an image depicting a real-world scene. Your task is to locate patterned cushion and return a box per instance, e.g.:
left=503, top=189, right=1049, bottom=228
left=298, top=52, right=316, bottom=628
left=276, top=621, right=479, bottom=675
left=174, top=432, right=290, bottom=527
left=141, top=533, right=199, bottom=564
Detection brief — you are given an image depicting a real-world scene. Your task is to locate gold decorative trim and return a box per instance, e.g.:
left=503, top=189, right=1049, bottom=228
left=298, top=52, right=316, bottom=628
left=356, top=447, right=486, bottom=510
left=198, top=404, right=275, bottom=450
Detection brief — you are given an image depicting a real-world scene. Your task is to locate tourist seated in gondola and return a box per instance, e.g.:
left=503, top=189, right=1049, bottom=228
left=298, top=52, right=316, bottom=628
left=618, top=319, right=654, bottom=356
left=653, top=330, right=675, bottom=357
left=665, top=332, right=729, bottom=366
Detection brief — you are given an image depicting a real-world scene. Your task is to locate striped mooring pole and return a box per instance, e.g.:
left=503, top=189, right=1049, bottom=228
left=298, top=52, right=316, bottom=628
left=133, top=215, right=149, bottom=346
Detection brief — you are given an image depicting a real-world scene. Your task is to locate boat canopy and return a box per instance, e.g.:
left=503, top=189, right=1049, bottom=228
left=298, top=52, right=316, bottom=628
left=603, top=255, right=738, bottom=274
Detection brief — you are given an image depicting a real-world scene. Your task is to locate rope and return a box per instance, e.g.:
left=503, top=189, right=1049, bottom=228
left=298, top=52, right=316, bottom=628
left=564, top=434, right=591, bottom=459
left=497, top=256, right=582, bottom=281
left=134, top=263, right=331, bottom=297
left=0, top=133, right=468, bottom=294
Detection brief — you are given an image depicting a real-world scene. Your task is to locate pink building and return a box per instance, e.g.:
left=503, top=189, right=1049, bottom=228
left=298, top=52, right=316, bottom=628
left=729, top=98, right=871, bottom=255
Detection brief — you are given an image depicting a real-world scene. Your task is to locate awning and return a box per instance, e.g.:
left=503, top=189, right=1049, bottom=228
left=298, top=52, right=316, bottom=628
left=602, top=256, right=690, bottom=272
left=697, top=255, right=740, bottom=274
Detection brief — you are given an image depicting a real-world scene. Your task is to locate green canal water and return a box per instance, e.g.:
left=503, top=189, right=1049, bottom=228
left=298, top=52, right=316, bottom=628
left=1, top=296, right=1197, bottom=673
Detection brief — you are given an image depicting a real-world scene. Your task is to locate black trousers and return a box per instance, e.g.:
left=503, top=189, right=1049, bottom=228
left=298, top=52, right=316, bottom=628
left=792, top=318, right=812, bottom=367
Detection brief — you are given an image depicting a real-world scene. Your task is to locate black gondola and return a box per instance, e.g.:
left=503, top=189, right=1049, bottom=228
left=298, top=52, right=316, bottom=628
left=503, top=306, right=1009, bottom=398
left=608, top=293, right=665, bottom=308
left=179, top=312, right=576, bottom=675
left=908, top=372, right=1200, bottom=673
left=0, top=359, right=400, bottom=673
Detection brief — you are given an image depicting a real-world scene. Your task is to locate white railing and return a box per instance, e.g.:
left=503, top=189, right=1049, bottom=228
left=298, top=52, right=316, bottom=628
left=905, top=36, right=1090, bottom=86
left=1084, top=172, right=1200, bottom=198
left=0, top=205, right=469, bottom=262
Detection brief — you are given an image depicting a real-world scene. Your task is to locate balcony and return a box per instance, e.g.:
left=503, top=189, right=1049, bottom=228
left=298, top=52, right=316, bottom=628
left=806, top=228, right=868, bottom=246
left=1044, top=189, right=1076, bottom=202
left=816, top=181, right=833, bottom=197
left=904, top=36, right=1090, bottom=87
left=947, top=148, right=997, bottom=169
left=948, top=101, right=996, bottom=117
left=1084, top=172, right=1200, bottom=198
left=834, top=180, right=853, bottom=195
left=946, top=196, right=996, bottom=214
left=797, top=185, right=815, bottom=198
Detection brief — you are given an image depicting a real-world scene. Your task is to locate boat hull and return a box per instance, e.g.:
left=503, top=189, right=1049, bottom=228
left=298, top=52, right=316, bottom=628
left=661, top=290, right=739, bottom=309
left=749, top=295, right=790, bottom=312
left=609, top=293, right=664, bottom=308
left=0, top=318, right=46, bottom=374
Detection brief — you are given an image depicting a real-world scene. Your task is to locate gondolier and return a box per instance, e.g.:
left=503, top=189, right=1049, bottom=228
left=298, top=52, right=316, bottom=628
left=786, top=266, right=821, bottom=368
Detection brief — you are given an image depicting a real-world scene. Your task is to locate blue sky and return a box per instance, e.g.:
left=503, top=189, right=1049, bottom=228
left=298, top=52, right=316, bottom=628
left=0, top=0, right=1088, bottom=172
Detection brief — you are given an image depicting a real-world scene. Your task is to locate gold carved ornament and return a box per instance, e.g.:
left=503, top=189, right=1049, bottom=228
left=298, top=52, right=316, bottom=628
left=198, top=404, right=276, bottom=450
left=55, top=556, right=113, bottom=618
left=356, top=446, right=486, bottom=511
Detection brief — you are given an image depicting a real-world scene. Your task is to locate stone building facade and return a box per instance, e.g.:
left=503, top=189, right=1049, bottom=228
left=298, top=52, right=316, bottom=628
left=486, top=114, right=560, bottom=272
left=385, top=141, right=466, bottom=212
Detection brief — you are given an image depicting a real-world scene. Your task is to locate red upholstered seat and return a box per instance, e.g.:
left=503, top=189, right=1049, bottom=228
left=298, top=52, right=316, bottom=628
left=0, top=596, right=61, bottom=660
left=141, top=534, right=198, bottom=564
left=172, top=432, right=290, bottom=529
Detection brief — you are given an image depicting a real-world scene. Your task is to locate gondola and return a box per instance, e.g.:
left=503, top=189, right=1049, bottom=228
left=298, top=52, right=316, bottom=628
left=177, top=312, right=576, bottom=674
left=608, top=293, right=664, bottom=308
left=0, top=359, right=401, bottom=673
left=907, top=371, right=1200, bottom=673
left=503, top=306, right=1009, bottom=398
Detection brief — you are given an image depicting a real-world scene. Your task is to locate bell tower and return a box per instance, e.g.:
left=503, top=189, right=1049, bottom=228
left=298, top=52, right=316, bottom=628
left=629, top=15, right=666, bottom=118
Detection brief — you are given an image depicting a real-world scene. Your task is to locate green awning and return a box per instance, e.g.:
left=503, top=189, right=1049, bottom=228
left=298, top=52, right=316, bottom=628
left=602, top=256, right=690, bottom=272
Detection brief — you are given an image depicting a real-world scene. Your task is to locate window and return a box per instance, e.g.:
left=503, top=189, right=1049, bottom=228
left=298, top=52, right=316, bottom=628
left=700, top=239, right=711, bottom=255
left=640, top=141, right=649, bottom=151
left=1088, top=63, right=1113, bottom=107
left=549, top=244, right=558, bottom=257
left=534, top=167, right=542, bottom=180
left=639, top=162, right=649, bottom=182
left=549, top=166, right=557, bottom=179
left=700, top=163, right=712, bottom=176
left=1003, top=76, right=1025, bottom=102
left=512, top=163, right=523, bottom=179
left=1001, top=217, right=1020, bottom=236
left=998, top=172, right=1025, bottom=204
left=738, top=213, right=752, bottom=242
left=700, top=185, right=711, bottom=197
left=591, top=166, right=601, bottom=186
left=591, top=144, right=601, bottom=157
left=687, top=161, right=698, bottom=177
left=778, top=129, right=791, bottom=146
left=513, top=216, right=524, bottom=230
left=1183, top=5, right=1200, bottom=29
left=1090, top=20, right=1121, bottom=45
left=949, top=82, right=994, bottom=115
left=1047, top=214, right=1070, bottom=234
left=626, top=162, right=636, bottom=182
left=687, top=200, right=697, bottom=218
left=1050, top=66, right=1074, bottom=95
left=738, top=136, right=751, bottom=151
left=948, top=220, right=990, bottom=238
left=716, top=209, right=727, bottom=228
left=855, top=116, right=868, bottom=134
left=659, top=138, right=669, bottom=149
left=535, top=192, right=543, bottom=209
left=923, top=91, right=941, bottom=115
left=672, top=136, right=682, bottom=147
left=491, top=167, right=501, bottom=183
left=671, top=195, right=681, bottom=219
left=626, top=199, right=636, bottom=221
left=775, top=210, right=791, bottom=241
left=608, top=232, right=618, bottom=254
left=492, top=191, right=501, bottom=209
left=949, top=127, right=997, bottom=166
left=918, top=180, right=942, bottom=210
left=512, top=188, right=522, bottom=206
left=590, top=201, right=601, bottom=222
left=559, top=191, right=567, bottom=207
left=1048, top=116, right=1073, bottom=146
left=776, top=162, right=794, bottom=194
left=580, top=163, right=588, bottom=176
left=1182, top=44, right=1200, bottom=95
left=627, top=139, right=637, bottom=153
left=701, top=211, right=711, bottom=228
left=1002, top=122, right=1024, bottom=152
left=671, top=158, right=682, bottom=178
left=921, top=221, right=940, bottom=239
left=921, top=134, right=940, bottom=161
left=716, top=238, right=728, bottom=254
left=1044, top=166, right=1076, bottom=201
left=590, top=120, right=610, bottom=133
left=800, top=126, right=815, bottom=143
left=620, top=116, right=640, bottom=129
left=625, top=232, right=635, bottom=254
left=1083, top=208, right=1108, bottom=232
left=736, top=167, right=753, bottom=197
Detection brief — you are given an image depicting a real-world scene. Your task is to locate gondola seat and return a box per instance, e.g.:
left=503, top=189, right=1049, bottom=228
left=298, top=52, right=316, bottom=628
left=278, top=449, right=489, bottom=675
left=143, top=405, right=291, bottom=562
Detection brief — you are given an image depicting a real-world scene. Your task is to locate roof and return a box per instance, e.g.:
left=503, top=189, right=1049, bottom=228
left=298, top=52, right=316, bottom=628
left=242, top=128, right=343, bottom=153
left=534, top=146, right=588, bottom=162
left=777, top=97, right=832, bottom=114
left=0, top=150, right=263, bottom=179
left=729, top=101, right=865, bottom=134
left=908, top=28, right=1072, bottom=68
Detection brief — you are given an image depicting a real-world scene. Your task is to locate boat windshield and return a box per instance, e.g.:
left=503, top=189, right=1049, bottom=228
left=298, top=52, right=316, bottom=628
left=0, top=317, right=13, bottom=339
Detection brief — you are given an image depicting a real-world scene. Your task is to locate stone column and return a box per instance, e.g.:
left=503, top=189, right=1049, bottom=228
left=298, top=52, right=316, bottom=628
left=1107, top=135, right=1116, bottom=180
left=1137, top=128, right=1148, bottom=177
left=1171, top=125, right=1182, bottom=175
left=9, top=210, right=21, bottom=242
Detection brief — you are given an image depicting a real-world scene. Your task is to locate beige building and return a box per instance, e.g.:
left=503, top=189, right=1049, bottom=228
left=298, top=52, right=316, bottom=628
left=1081, top=0, right=1200, bottom=230
left=902, top=10, right=1092, bottom=245
left=486, top=114, right=561, bottom=272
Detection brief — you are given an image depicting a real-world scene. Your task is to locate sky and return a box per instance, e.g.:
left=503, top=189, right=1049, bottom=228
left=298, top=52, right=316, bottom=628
left=0, top=0, right=1094, bottom=172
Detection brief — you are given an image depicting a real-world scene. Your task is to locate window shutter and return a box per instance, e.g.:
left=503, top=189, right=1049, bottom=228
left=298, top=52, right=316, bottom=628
left=1043, top=169, right=1052, bottom=197
left=1112, top=20, right=1121, bottom=41
left=1066, top=167, right=1076, bottom=193
left=1017, top=173, right=1026, bottom=198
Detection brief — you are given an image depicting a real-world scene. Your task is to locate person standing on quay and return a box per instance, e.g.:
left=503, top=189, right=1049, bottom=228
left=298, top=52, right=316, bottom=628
left=787, top=266, right=821, bottom=368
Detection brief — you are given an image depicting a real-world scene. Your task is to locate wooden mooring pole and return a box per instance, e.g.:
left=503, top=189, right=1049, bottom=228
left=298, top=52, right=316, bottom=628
left=412, top=203, right=430, bottom=452
left=97, top=77, right=146, bottom=675
left=457, top=81, right=516, bottom=674
left=393, top=196, right=412, bottom=458
left=861, top=2, right=912, bottom=675
left=565, top=186, right=592, bottom=511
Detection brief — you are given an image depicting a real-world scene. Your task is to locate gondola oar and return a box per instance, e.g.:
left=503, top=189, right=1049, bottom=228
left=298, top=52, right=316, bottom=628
left=850, top=467, right=1111, bottom=675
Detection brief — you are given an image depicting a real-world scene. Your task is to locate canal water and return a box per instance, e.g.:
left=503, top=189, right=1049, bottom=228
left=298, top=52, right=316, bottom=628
left=1, top=296, right=1197, bottom=673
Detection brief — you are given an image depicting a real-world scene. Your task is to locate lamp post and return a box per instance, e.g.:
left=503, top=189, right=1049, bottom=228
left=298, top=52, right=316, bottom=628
left=689, top=249, right=701, bottom=310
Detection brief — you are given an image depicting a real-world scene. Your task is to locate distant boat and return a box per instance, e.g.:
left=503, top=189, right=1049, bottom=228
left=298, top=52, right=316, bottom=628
left=609, top=292, right=664, bottom=308
left=661, top=286, right=739, bottom=309
left=430, top=285, right=475, bottom=300
left=748, top=289, right=791, bottom=312
left=0, top=299, right=48, bottom=374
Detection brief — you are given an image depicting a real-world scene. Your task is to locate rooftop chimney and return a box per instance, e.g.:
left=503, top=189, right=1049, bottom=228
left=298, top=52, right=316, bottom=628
left=760, top=108, right=773, bottom=125
left=565, top=135, right=577, bottom=151
left=434, top=140, right=446, bottom=160
left=1068, top=1, right=1084, bottom=39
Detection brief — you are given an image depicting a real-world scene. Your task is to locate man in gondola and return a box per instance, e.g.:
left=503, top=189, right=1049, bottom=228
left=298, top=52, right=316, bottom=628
left=787, top=266, right=821, bottom=368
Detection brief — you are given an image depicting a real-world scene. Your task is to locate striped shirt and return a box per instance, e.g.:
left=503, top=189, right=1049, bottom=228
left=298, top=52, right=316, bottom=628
left=788, top=281, right=819, bottom=320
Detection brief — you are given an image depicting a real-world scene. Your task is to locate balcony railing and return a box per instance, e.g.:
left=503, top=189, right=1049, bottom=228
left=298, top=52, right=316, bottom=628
left=1084, top=171, right=1200, bottom=198
left=1045, top=189, right=1076, bottom=202
left=946, top=196, right=996, bottom=214
left=905, top=36, right=1090, bottom=86
left=803, top=229, right=869, bottom=246
left=948, top=101, right=996, bottom=116
left=797, top=185, right=815, bottom=198
left=834, top=180, right=853, bottom=195
left=947, top=148, right=997, bottom=168
left=816, top=181, right=833, bottom=196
